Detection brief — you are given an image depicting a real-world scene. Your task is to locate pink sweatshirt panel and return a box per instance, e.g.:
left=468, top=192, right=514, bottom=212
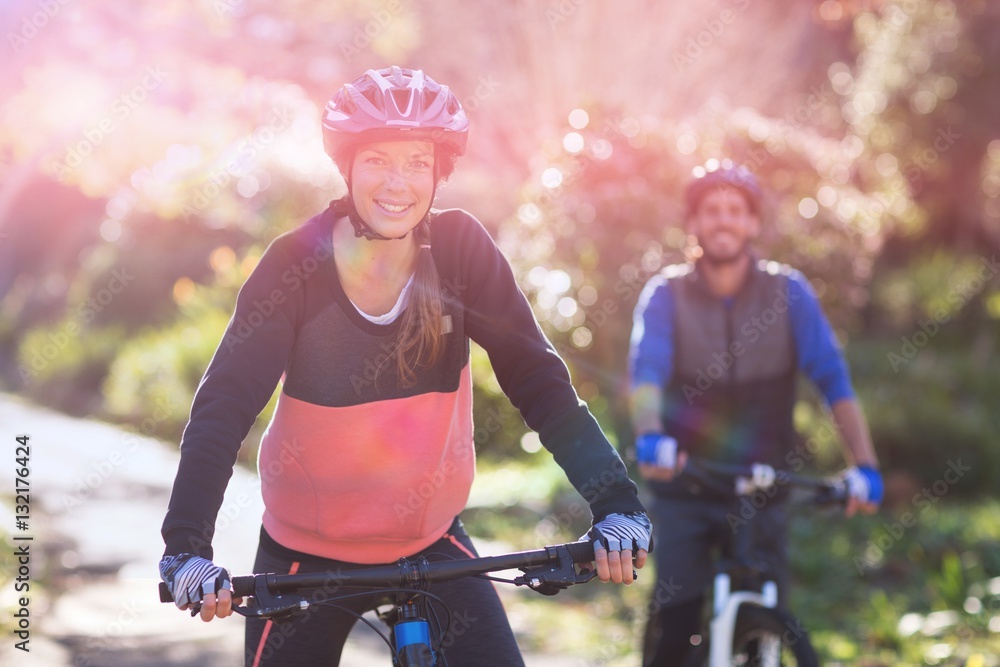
left=258, top=364, right=475, bottom=563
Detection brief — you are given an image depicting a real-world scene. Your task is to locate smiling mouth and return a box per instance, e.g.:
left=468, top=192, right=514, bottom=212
left=376, top=200, right=414, bottom=214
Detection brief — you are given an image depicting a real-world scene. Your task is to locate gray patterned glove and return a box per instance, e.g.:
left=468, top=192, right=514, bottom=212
left=585, top=511, right=652, bottom=552
left=159, top=553, right=232, bottom=609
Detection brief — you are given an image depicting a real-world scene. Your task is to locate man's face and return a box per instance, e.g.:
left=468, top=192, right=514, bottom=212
left=687, top=186, right=759, bottom=265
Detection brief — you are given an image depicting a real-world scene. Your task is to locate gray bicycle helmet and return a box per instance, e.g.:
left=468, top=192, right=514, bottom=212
left=684, top=160, right=762, bottom=216
left=323, top=66, right=469, bottom=178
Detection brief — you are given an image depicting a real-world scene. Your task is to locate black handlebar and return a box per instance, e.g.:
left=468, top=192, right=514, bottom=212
left=159, top=540, right=598, bottom=604
left=678, top=457, right=849, bottom=504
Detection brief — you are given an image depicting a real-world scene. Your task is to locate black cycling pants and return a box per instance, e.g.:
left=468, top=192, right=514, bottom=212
left=245, top=518, right=524, bottom=666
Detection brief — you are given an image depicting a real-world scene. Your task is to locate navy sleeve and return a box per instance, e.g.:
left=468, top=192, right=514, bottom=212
left=788, top=271, right=855, bottom=406
left=161, top=236, right=302, bottom=559
left=628, top=275, right=674, bottom=389
left=432, top=211, right=643, bottom=521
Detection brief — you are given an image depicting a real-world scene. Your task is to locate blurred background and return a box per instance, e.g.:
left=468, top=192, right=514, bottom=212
left=1, top=0, right=999, bottom=664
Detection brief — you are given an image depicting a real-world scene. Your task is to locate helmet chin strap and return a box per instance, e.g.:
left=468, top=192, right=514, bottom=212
left=346, top=204, right=402, bottom=241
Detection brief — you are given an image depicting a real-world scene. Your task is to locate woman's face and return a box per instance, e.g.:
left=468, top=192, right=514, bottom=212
left=350, top=141, right=436, bottom=238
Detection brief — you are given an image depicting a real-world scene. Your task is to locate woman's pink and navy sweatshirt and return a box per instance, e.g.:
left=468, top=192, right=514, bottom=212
left=161, top=204, right=642, bottom=564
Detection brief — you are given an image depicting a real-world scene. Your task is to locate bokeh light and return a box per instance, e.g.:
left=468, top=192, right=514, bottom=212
left=541, top=167, right=563, bottom=189
left=562, top=132, right=584, bottom=154
left=568, top=109, right=589, bottom=130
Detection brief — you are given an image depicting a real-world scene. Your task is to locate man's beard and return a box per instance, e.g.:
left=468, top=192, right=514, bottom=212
left=700, top=238, right=751, bottom=266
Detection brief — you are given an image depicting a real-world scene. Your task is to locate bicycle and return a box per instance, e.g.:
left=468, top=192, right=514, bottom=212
left=657, top=458, right=848, bottom=667
left=159, top=539, right=625, bottom=666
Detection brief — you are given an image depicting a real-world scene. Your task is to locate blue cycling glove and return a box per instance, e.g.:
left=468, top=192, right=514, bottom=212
left=585, top=511, right=652, bottom=553
left=843, top=465, right=883, bottom=504
left=636, top=433, right=678, bottom=468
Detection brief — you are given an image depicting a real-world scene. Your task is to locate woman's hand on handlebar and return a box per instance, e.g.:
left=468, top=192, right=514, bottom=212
left=159, top=553, right=243, bottom=622
left=195, top=588, right=242, bottom=622
left=586, top=511, right=651, bottom=585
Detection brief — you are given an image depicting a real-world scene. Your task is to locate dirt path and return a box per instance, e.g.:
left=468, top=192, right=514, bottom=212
left=0, top=394, right=595, bottom=666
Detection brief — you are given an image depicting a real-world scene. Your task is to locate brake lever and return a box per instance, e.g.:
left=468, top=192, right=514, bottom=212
left=231, top=576, right=310, bottom=620
left=514, top=546, right=599, bottom=596
left=813, top=480, right=849, bottom=507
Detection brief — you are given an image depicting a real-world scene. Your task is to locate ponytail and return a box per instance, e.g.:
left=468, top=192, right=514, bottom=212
left=395, top=219, right=445, bottom=386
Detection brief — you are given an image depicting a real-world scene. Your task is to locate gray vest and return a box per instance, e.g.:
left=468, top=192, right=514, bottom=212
left=655, top=259, right=800, bottom=497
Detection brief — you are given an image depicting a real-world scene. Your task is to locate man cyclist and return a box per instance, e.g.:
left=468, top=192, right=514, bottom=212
left=628, top=160, right=882, bottom=666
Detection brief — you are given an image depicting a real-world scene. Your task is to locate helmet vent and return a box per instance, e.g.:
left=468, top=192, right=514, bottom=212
left=323, top=68, right=470, bottom=158
left=390, top=88, right=414, bottom=117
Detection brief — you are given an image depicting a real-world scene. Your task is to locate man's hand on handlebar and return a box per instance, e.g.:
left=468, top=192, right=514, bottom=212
left=636, top=433, right=688, bottom=482
left=843, top=465, right=883, bottom=518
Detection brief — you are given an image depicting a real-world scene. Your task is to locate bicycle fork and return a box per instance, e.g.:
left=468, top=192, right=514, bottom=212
left=708, top=573, right=780, bottom=667
left=392, top=598, right=436, bottom=667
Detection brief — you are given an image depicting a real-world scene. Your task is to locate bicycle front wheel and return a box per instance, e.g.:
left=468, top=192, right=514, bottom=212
left=685, top=605, right=818, bottom=667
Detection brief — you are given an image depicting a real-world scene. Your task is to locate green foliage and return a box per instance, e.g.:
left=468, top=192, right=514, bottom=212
left=468, top=343, right=532, bottom=461
left=17, top=319, right=127, bottom=415
left=847, top=338, right=1000, bottom=496
left=102, top=306, right=229, bottom=440
left=101, top=253, right=248, bottom=439
left=788, top=499, right=1000, bottom=664
left=871, top=251, right=997, bottom=333
left=98, top=246, right=284, bottom=460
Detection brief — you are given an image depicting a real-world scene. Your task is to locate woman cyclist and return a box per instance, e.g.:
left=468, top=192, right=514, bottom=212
left=158, top=66, right=651, bottom=666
